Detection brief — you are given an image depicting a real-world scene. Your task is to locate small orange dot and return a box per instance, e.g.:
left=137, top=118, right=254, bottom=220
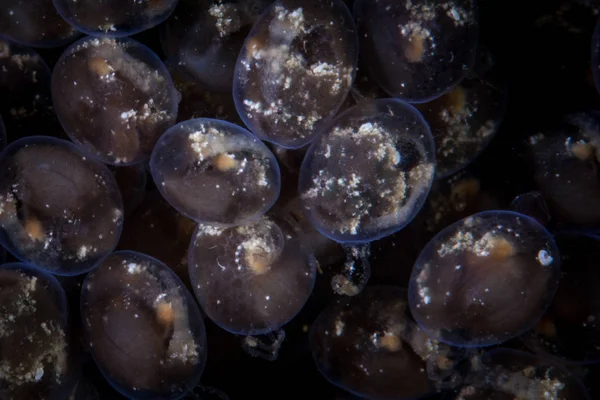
left=245, top=249, right=271, bottom=275
left=444, top=86, right=467, bottom=114
left=88, top=57, right=112, bottom=77
left=213, top=153, right=238, bottom=172
left=245, top=37, right=264, bottom=57
left=24, top=217, right=45, bottom=242
left=404, top=32, right=426, bottom=63
left=379, top=334, right=401, bottom=352
left=570, top=142, right=595, bottom=161
left=436, top=356, right=454, bottom=370
left=156, top=301, right=174, bottom=328
left=534, top=316, right=557, bottom=339
left=487, top=236, right=516, bottom=259
left=451, top=178, right=480, bottom=201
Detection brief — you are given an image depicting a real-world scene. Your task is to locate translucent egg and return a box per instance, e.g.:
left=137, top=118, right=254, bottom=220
left=0, top=263, right=76, bottom=399
left=528, top=111, right=600, bottom=229
left=52, top=36, right=179, bottom=166
left=354, top=0, right=479, bottom=102
left=455, top=348, right=591, bottom=399
left=81, top=251, right=207, bottom=399
left=150, top=118, right=281, bottom=226
left=188, top=213, right=317, bottom=335
left=0, top=0, right=79, bottom=47
left=299, top=98, right=436, bottom=243
left=0, top=136, right=124, bottom=275
left=53, top=0, right=178, bottom=37
left=162, top=0, right=272, bottom=92
left=233, top=0, right=358, bottom=148
left=310, top=286, right=462, bottom=399
left=408, top=210, right=560, bottom=347
left=416, top=50, right=507, bottom=178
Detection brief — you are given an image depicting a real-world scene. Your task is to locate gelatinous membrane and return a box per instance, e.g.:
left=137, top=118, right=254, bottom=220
left=0, top=263, right=75, bottom=400
left=421, top=172, right=501, bottom=237
left=281, top=195, right=346, bottom=268
left=0, top=136, right=124, bottom=275
left=53, top=0, right=178, bottom=38
left=310, top=286, right=463, bottom=400
left=299, top=99, right=436, bottom=244
left=233, top=0, right=359, bottom=148
left=51, top=36, right=179, bottom=166
left=0, top=0, right=79, bottom=48
left=347, top=66, right=389, bottom=105
left=0, top=38, right=60, bottom=139
left=270, top=144, right=307, bottom=179
left=150, top=118, right=281, bottom=226
left=188, top=213, right=317, bottom=335
left=528, top=111, right=600, bottom=229
left=81, top=251, right=207, bottom=400
left=108, top=164, right=147, bottom=216
left=524, top=232, right=600, bottom=363
left=162, top=0, right=272, bottom=93
left=416, top=50, right=507, bottom=178
left=408, top=210, right=561, bottom=347
left=118, top=191, right=196, bottom=288
left=168, top=64, right=242, bottom=125
left=330, top=244, right=371, bottom=297
left=354, top=0, right=479, bottom=103
left=455, top=348, right=591, bottom=399
left=509, top=191, right=551, bottom=228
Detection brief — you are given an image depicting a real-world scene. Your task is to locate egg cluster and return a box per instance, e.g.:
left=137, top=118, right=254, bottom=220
left=0, top=1, right=599, bottom=399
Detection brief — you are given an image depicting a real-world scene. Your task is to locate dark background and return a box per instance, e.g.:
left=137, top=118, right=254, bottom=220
left=7, top=0, right=600, bottom=399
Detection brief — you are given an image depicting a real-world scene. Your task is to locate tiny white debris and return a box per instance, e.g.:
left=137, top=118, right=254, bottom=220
left=335, top=318, right=344, bottom=336
left=112, top=208, right=122, bottom=222
left=537, top=250, right=553, bottom=266
left=40, top=322, right=51, bottom=335
left=120, top=109, right=136, bottom=120
left=196, top=224, right=224, bottom=237
left=127, top=263, right=141, bottom=274
left=419, top=286, right=431, bottom=305
left=78, top=245, right=89, bottom=259
left=311, top=62, right=338, bottom=77
left=208, top=4, right=235, bottom=37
